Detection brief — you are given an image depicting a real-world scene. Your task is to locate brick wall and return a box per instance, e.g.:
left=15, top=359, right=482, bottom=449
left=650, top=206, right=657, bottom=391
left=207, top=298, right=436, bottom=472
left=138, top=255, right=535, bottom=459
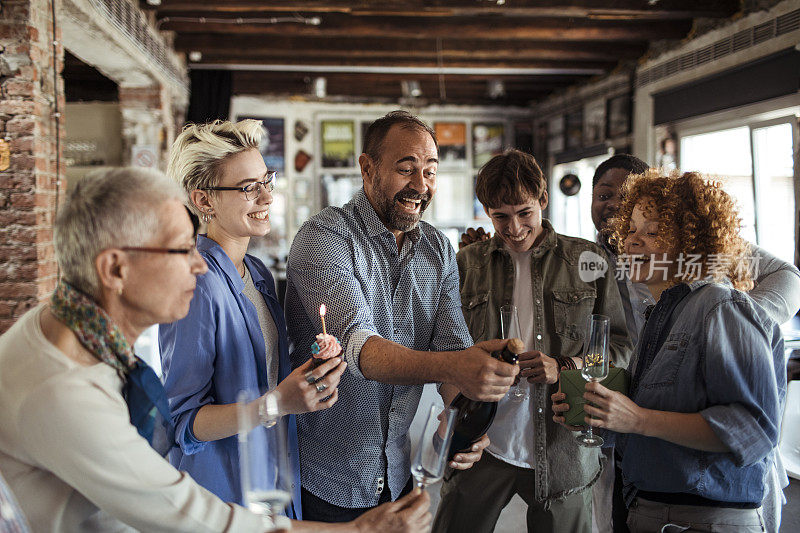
left=0, top=0, right=64, bottom=333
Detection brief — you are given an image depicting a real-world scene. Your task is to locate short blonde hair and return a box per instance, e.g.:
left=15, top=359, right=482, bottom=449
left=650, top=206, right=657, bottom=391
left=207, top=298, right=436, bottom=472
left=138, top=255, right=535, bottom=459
left=167, top=119, right=264, bottom=214
left=55, top=167, right=185, bottom=298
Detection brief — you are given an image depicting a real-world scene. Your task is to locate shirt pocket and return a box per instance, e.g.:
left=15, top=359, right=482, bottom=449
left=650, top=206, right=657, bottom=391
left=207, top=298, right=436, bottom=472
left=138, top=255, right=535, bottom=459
left=461, top=292, right=490, bottom=340
left=552, top=288, right=597, bottom=341
left=641, top=332, right=690, bottom=389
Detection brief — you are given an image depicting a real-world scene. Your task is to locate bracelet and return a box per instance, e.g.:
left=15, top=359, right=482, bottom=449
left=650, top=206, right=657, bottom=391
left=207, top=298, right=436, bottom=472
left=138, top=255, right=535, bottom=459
left=258, top=392, right=279, bottom=428
left=556, top=356, right=577, bottom=371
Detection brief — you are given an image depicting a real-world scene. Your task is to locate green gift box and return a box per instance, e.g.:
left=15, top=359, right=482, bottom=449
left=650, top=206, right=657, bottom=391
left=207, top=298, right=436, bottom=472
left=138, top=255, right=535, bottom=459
left=559, top=367, right=631, bottom=426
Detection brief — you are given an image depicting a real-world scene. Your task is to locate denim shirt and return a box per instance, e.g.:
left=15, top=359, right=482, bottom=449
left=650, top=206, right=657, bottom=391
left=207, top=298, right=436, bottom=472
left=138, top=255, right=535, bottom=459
left=457, top=225, right=632, bottom=504
left=158, top=235, right=302, bottom=517
left=617, top=280, right=786, bottom=505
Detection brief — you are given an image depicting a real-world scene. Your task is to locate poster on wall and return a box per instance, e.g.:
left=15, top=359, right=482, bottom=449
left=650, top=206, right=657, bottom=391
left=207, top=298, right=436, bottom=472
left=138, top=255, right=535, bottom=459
left=321, top=120, right=356, bottom=168
left=435, top=122, right=467, bottom=165
left=237, top=116, right=285, bottom=172
left=473, top=123, right=504, bottom=168
left=607, top=95, right=631, bottom=138
left=564, top=110, right=583, bottom=150
left=361, top=121, right=373, bottom=152
left=514, top=121, right=534, bottom=153
left=547, top=115, right=565, bottom=154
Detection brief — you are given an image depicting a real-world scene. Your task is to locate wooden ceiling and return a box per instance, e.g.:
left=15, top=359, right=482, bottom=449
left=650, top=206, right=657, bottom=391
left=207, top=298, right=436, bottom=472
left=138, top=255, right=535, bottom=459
left=143, top=0, right=741, bottom=107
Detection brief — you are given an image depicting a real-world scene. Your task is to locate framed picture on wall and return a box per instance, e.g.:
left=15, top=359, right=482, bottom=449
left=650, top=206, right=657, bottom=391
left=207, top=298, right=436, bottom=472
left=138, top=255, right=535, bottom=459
left=514, top=121, right=534, bottom=153
left=321, top=120, right=356, bottom=168
left=583, top=98, right=606, bottom=146
left=547, top=115, right=565, bottom=154
left=607, top=95, right=631, bottom=138
left=473, top=123, right=504, bottom=168
left=237, top=116, right=285, bottom=172
left=534, top=121, right=548, bottom=157
left=361, top=121, right=373, bottom=152
left=564, top=110, right=583, bottom=150
left=435, top=122, right=467, bottom=165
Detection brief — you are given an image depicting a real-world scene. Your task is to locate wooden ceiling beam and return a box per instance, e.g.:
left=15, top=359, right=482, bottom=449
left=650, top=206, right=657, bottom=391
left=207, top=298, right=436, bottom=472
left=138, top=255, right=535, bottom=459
left=174, top=35, right=647, bottom=62
left=159, top=15, right=692, bottom=41
left=147, top=1, right=738, bottom=20
left=231, top=71, right=584, bottom=85
left=195, top=56, right=617, bottom=71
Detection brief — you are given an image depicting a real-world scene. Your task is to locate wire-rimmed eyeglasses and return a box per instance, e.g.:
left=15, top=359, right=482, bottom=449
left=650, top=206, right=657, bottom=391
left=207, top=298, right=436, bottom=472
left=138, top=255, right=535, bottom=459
left=203, top=171, right=277, bottom=201
left=121, top=245, right=199, bottom=256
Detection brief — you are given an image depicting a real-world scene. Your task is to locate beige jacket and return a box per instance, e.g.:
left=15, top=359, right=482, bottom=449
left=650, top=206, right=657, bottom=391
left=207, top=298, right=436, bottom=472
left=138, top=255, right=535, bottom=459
left=0, top=306, right=263, bottom=532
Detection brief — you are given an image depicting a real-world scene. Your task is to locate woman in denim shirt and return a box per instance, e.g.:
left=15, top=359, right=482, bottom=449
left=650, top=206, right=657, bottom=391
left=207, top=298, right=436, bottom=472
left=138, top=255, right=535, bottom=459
left=556, top=170, right=785, bottom=532
left=158, top=120, right=348, bottom=516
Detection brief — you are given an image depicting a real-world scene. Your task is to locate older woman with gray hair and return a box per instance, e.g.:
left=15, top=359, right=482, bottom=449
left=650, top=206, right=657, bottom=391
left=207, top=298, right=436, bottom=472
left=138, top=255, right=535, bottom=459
left=0, top=167, right=429, bottom=533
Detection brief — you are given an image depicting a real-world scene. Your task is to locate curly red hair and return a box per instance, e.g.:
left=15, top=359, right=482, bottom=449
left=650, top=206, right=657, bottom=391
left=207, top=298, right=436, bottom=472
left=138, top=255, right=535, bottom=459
left=609, top=169, right=753, bottom=290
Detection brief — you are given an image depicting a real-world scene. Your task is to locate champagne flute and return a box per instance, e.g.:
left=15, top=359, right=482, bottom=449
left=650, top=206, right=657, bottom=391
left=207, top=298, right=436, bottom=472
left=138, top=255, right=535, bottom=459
left=237, top=390, right=293, bottom=531
left=576, top=314, right=610, bottom=448
left=500, top=304, right=527, bottom=402
left=411, top=404, right=458, bottom=489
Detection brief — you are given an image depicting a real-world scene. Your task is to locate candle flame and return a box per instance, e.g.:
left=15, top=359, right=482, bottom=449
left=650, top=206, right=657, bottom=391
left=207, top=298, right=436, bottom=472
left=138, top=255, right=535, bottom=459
left=320, top=303, right=326, bottom=317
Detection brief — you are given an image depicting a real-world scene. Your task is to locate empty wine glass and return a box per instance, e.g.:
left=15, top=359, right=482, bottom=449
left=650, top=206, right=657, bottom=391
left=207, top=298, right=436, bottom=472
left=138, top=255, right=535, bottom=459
left=576, top=314, right=610, bottom=448
left=411, top=404, right=458, bottom=489
left=500, top=304, right=527, bottom=402
left=237, top=390, right=293, bottom=531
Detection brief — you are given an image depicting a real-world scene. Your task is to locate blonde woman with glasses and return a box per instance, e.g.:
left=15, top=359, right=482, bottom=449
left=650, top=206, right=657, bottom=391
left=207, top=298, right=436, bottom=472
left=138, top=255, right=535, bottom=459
left=159, top=120, right=348, bottom=518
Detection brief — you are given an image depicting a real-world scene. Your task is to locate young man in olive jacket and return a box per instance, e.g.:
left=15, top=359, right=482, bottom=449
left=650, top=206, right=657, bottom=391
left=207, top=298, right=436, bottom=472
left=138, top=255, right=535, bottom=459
left=432, top=149, right=632, bottom=533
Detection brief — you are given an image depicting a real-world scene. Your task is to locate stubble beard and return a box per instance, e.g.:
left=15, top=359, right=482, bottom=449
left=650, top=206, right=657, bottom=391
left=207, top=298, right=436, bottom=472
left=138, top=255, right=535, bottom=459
left=373, top=179, right=431, bottom=232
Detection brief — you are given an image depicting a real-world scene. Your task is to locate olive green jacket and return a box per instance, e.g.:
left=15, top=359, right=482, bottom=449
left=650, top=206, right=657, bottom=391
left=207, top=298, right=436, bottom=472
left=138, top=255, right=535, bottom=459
left=456, top=221, right=632, bottom=505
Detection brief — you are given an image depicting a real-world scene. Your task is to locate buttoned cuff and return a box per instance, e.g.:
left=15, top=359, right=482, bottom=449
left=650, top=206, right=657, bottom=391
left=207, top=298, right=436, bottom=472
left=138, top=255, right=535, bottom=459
left=701, top=405, right=773, bottom=467
left=346, top=328, right=381, bottom=380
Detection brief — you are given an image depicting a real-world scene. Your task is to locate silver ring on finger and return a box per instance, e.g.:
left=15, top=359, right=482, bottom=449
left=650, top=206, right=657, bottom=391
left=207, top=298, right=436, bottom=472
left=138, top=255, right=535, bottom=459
left=315, top=383, right=328, bottom=393
left=304, top=371, right=316, bottom=384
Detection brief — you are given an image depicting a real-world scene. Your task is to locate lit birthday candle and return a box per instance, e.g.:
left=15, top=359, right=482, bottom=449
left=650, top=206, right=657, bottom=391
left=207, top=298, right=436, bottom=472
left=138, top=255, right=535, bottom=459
left=311, top=303, right=341, bottom=367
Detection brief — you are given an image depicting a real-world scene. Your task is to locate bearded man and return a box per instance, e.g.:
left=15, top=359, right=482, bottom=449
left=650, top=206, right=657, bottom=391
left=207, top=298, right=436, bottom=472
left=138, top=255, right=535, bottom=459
left=285, top=110, right=518, bottom=522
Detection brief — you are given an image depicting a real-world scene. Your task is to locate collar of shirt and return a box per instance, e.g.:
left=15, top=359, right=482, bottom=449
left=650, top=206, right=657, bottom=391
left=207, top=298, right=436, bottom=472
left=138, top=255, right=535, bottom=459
left=196, top=234, right=275, bottom=298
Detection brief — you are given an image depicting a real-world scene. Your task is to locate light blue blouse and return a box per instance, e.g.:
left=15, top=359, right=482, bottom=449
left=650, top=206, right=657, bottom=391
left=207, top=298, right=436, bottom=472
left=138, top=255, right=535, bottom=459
left=159, top=235, right=302, bottom=518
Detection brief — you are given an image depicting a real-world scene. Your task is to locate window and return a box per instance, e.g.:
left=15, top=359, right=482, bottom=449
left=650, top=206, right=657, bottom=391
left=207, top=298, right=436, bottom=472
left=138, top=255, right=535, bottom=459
left=679, top=118, right=796, bottom=263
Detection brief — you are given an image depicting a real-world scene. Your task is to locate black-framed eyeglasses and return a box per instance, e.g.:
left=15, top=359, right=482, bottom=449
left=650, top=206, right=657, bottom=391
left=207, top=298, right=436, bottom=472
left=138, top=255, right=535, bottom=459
left=121, top=245, right=199, bottom=256
left=203, top=171, right=277, bottom=201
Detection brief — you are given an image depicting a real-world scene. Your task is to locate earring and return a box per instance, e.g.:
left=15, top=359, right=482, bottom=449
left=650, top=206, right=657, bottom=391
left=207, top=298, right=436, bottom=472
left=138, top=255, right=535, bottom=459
left=117, top=287, right=123, bottom=296
left=201, top=210, right=214, bottom=223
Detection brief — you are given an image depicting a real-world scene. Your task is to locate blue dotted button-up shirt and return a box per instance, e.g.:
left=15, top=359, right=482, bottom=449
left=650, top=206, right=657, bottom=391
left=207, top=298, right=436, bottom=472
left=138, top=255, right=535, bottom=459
left=285, top=188, right=472, bottom=508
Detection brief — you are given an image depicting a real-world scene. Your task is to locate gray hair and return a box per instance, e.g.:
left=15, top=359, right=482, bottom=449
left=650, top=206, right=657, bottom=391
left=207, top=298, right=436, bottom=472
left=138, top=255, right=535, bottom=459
left=54, top=167, right=186, bottom=298
left=167, top=119, right=264, bottom=215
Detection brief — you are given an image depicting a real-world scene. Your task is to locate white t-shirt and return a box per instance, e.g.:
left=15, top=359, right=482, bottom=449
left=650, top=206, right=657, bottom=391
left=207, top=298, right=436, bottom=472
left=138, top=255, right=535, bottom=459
left=242, top=264, right=280, bottom=390
left=486, top=246, right=538, bottom=469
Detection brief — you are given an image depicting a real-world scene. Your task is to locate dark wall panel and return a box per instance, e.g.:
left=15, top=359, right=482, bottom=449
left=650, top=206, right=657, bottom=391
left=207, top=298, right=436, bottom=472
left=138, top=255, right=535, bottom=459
left=653, top=48, right=800, bottom=125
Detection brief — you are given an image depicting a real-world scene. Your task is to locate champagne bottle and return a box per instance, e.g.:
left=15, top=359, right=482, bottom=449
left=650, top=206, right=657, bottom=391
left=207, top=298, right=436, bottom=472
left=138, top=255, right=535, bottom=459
left=447, top=338, right=524, bottom=460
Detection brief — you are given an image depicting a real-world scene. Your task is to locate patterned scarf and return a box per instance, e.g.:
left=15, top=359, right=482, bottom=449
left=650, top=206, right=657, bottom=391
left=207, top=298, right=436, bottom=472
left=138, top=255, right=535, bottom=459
left=50, top=279, right=174, bottom=456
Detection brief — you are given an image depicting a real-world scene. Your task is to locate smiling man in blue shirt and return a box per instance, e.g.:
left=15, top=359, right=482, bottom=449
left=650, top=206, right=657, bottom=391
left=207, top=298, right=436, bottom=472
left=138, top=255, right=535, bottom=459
left=285, top=111, right=518, bottom=522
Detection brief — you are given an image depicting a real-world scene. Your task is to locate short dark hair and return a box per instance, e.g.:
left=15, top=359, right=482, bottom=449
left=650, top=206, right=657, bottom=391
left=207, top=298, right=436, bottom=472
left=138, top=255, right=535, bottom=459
left=475, top=149, right=546, bottom=209
left=592, top=154, right=648, bottom=188
left=362, top=110, right=438, bottom=163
